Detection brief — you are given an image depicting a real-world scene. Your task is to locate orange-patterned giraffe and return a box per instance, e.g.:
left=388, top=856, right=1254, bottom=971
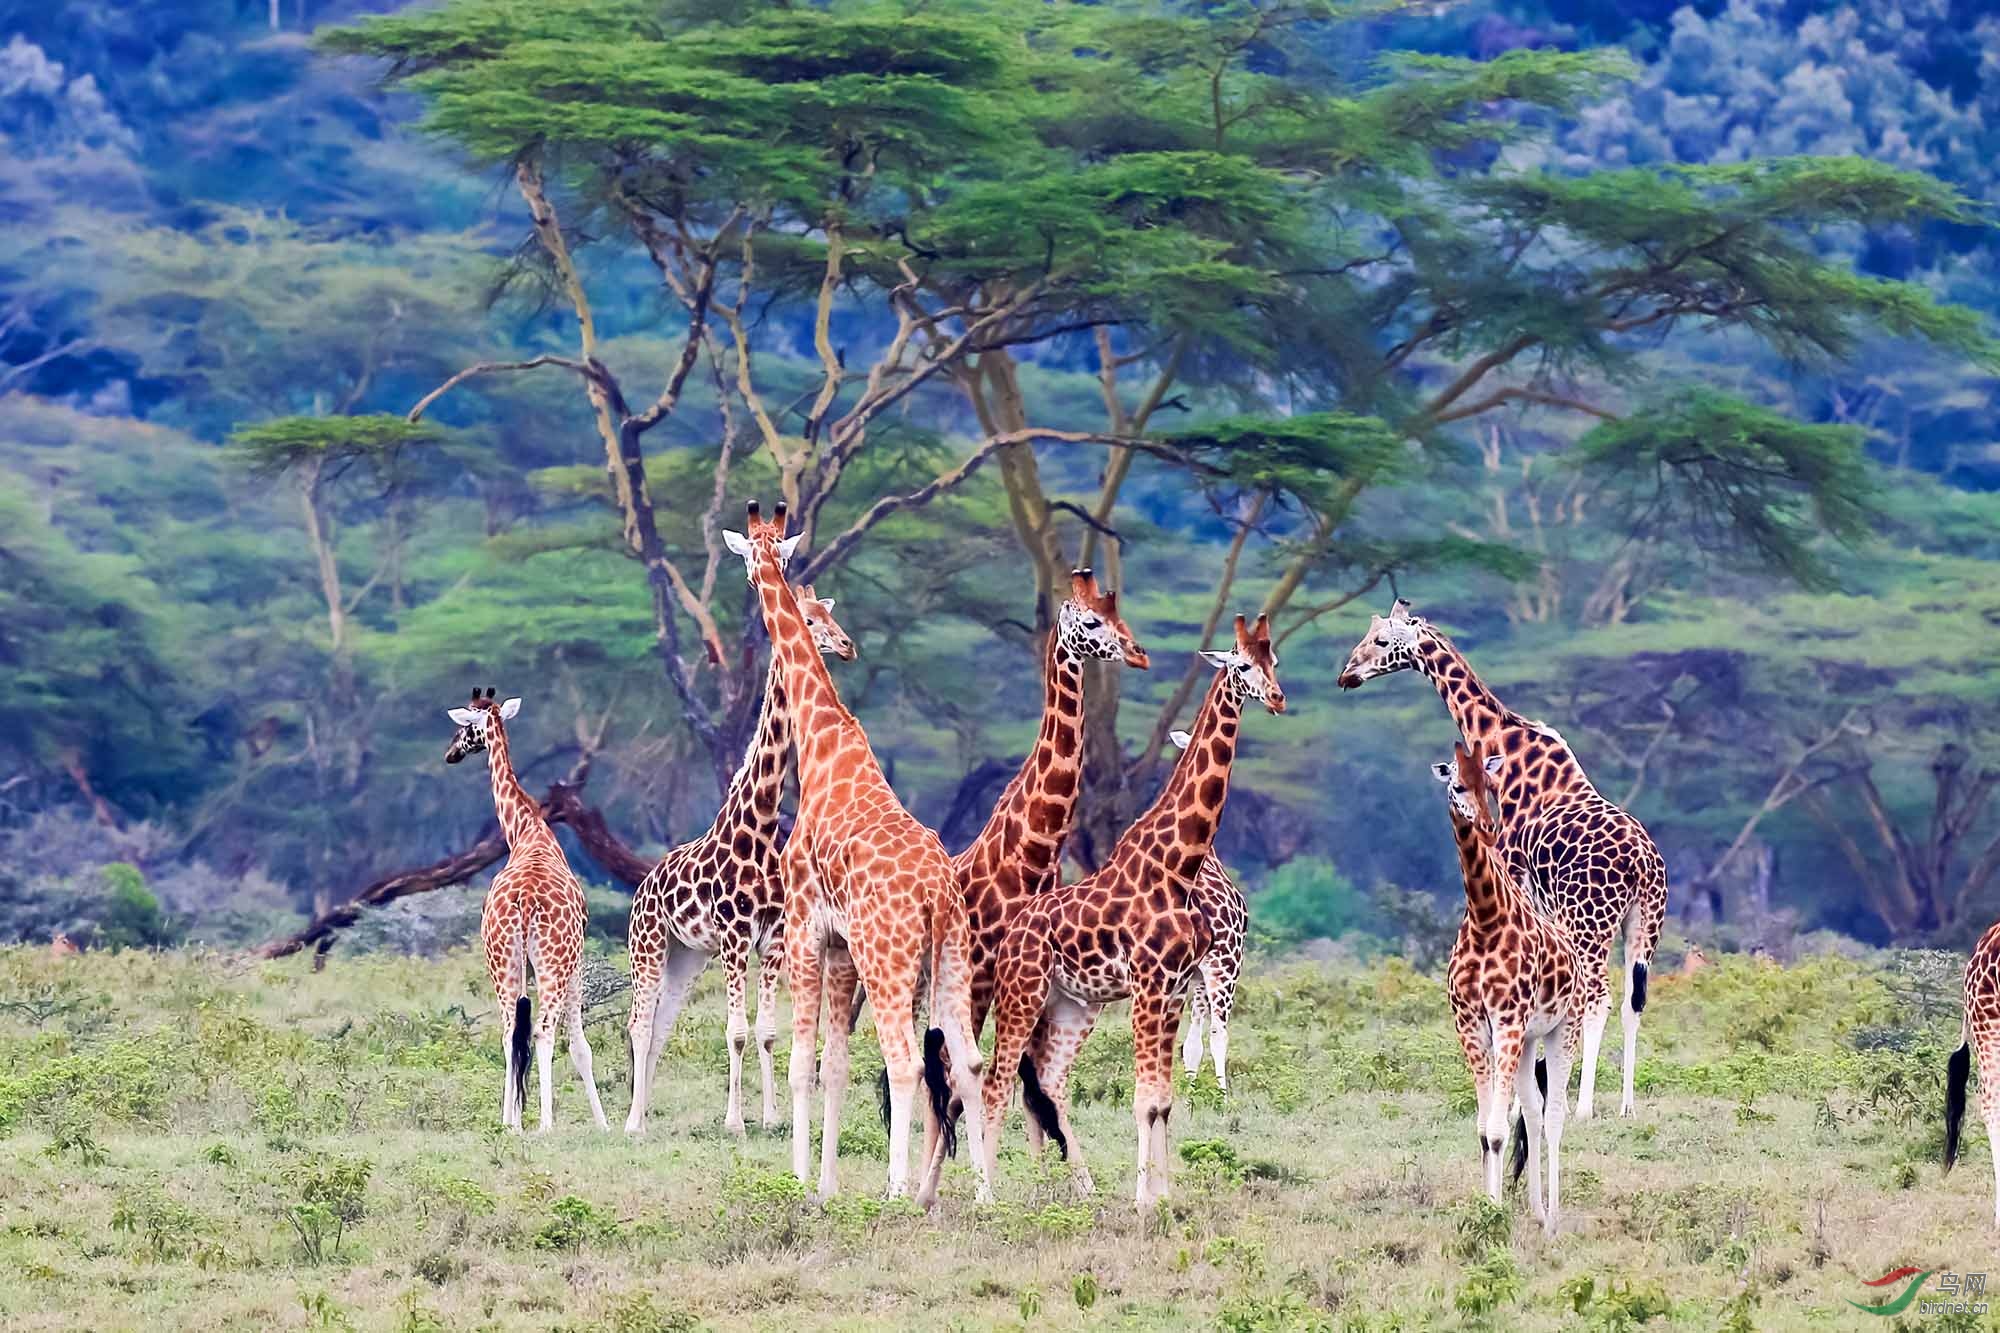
left=444, top=686, right=608, bottom=1133
left=624, top=586, right=855, bottom=1137
left=1338, top=598, right=1665, bottom=1119
left=723, top=501, right=991, bottom=1204
left=1945, top=918, right=2000, bottom=1227
left=981, top=614, right=1285, bottom=1207
left=1165, top=729, right=1248, bottom=1092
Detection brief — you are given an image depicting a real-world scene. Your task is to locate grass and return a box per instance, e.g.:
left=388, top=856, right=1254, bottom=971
left=0, top=942, right=1993, bottom=1331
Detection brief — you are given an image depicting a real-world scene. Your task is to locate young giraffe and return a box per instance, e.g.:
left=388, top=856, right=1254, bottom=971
left=1167, top=728, right=1247, bottom=1091
left=911, top=569, right=1150, bottom=1161
left=624, top=587, right=856, bottom=1136
left=980, top=614, right=1284, bottom=1207
left=1944, top=918, right=2000, bottom=1227
left=723, top=501, right=992, bottom=1205
left=1435, top=740, right=1580, bottom=1233
left=1339, top=598, right=1666, bottom=1118
left=444, top=687, right=608, bottom=1133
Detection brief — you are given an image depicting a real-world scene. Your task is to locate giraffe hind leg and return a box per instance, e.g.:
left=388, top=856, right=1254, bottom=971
left=567, top=995, right=608, bottom=1131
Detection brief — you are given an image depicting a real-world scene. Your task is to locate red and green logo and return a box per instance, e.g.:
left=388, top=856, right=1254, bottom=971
left=1848, top=1266, right=1936, bottom=1317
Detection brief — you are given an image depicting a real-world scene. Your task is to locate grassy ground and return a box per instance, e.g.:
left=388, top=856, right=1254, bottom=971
left=0, top=941, right=1993, bottom=1332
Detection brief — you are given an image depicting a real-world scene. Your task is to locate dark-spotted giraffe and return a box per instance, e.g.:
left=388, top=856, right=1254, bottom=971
left=1435, top=740, right=1580, bottom=1233
left=1166, top=728, right=1247, bottom=1091
left=1945, top=919, right=2000, bottom=1227
left=724, top=501, right=991, bottom=1205
left=624, top=587, right=856, bottom=1136
left=444, top=687, right=608, bottom=1133
left=1339, top=598, right=1665, bottom=1118
left=981, top=614, right=1285, bottom=1207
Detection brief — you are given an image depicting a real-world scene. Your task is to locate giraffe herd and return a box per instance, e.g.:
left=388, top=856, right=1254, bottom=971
left=428, top=502, right=1987, bottom=1230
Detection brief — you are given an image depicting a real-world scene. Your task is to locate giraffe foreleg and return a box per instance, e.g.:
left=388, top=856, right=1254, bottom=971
left=1485, top=1024, right=1524, bottom=1204
left=1541, top=1023, right=1575, bottom=1234
left=784, top=907, right=826, bottom=1188
left=1181, top=976, right=1208, bottom=1075
left=755, top=932, right=783, bottom=1130
left=1029, top=995, right=1099, bottom=1198
left=1513, top=1036, right=1546, bottom=1225
left=1205, top=954, right=1238, bottom=1091
left=817, top=944, right=860, bottom=1201
left=721, top=915, right=755, bottom=1137
left=1574, top=959, right=1612, bottom=1121
left=1130, top=981, right=1183, bottom=1210
left=624, top=943, right=665, bottom=1134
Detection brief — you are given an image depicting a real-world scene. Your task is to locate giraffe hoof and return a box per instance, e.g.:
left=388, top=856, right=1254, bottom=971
left=725, top=1116, right=747, bottom=1138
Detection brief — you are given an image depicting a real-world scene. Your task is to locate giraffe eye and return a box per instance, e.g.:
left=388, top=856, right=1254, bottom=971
left=1375, top=636, right=1389, bottom=647
left=1082, top=617, right=1101, bottom=629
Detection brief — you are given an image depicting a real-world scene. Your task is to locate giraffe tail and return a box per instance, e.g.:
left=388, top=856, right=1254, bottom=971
left=1019, top=1054, right=1068, bottom=1160
left=1507, top=1057, right=1547, bottom=1186
left=1629, top=960, right=1649, bottom=1014
left=509, top=995, right=531, bottom=1120
left=923, top=1027, right=957, bottom=1159
left=1945, top=1042, right=1971, bottom=1172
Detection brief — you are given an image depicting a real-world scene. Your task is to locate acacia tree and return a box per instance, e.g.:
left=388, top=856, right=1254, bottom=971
left=314, top=0, right=1994, bottom=860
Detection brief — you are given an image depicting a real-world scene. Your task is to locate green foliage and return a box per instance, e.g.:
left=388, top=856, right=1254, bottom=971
left=96, top=864, right=176, bottom=951
left=1250, top=859, right=1374, bottom=946
left=532, top=1193, right=621, bottom=1253
left=1453, top=1246, right=1523, bottom=1319
left=282, top=1154, right=373, bottom=1263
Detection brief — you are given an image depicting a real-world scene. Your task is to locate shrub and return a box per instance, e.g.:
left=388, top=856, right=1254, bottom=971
left=533, top=1194, right=621, bottom=1253
left=282, top=1153, right=372, bottom=1263
left=97, top=863, right=178, bottom=951
left=1250, top=859, right=1373, bottom=946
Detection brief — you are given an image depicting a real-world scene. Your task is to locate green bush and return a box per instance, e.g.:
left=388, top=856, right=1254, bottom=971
left=282, top=1153, right=372, bottom=1263
left=97, top=863, right=179, bottom=951
left=1249, top=859, right=1373, bottom=945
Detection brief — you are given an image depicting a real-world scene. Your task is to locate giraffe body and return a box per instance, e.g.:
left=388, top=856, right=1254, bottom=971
left=445, top=689, right=607, bottom=1134
left=1166, top=730, right=1246, bottom=1090
left=982, top=615, right=1283, bottom=1207
left=1436, top=741, right=1580, bottom=1233
left=1945, top=919, right=2000, bottom=1227
left=725, top=503, right=992, bottom=1206
left=1339, top=599, right=1666, bottom=1118
left=624, top=590, right=854, bottom=1136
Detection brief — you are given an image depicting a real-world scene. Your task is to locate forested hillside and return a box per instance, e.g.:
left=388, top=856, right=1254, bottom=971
left=4, top=0, right=1998, bottom=953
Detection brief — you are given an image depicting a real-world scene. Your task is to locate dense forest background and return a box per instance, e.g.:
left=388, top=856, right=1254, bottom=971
left=5, top=0, right=2000, bottom=958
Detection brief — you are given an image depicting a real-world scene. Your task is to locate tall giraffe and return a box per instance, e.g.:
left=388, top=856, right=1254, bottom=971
left=980, top=614, right=1285, bottom=1207
left=1165, top=729, right=1247, bottom=1092
left=1945, top=918, right=2000, bottom=1227
left=624, top=587, right=855, bottom=1136
left=723, top=501, right=992, bottom=1204
left=444, top=686, right=608, bottom=1133
left=1338, top=598, right=1665, bottom=1118
left=910, top=570, right=1149, bottom=1166
left=1434, top=740, right=1579, bottom=1233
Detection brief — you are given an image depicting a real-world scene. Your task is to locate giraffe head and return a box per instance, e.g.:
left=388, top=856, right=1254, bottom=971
left=721, top=499, right=804, bottom=578
left=1198, top=613, right=1285, bottom=713
left=798, top=584, right=857, bottom=661
left=1057, top=567, right=1149, bottom=669
left=1337, top=596, right=1424, bottom=689
left=444, top=685, right=522, bottom=764
left=1431, top=740, right=1502, bottom=842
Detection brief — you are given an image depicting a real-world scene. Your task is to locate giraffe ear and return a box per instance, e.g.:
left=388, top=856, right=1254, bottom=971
left=1483, top=753, right=1504, bottom=778
left=1430, top=760, right=1454, bottom=785
left=446, top=708, right=479, bottom=726
left=723, top=530, right=753, bottom=559
left=776, top=533, right=804, bottom=563
left=498, top=697, right=522, bottom=720
left=1169, top=729, right=1193, bottom=751
left=816, top=597, right=834, bottom=611
left=1198, top=649, right=1234, bottom=670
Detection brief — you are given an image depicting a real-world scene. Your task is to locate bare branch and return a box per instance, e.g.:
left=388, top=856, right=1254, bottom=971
left=404, top=355, right=598, bottom=423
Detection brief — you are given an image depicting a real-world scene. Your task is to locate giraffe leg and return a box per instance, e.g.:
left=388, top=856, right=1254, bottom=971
left=722, top=918, right=754, bottom=1138
left=1486, top=1026, right=1524, bottom=1203
left=623, top=944, right=665, bottom=1134
left=1618, top=910, right=1654, bottom=1118
left=1454, top=1006, right=1494, bottom=1200
left=492, top=940, right=527, bottom=1132
left=785, top=912, right=826, bottom=1187
left=1207, top=965, right=1235, bottom=1092
left=1131, top=981, right=1182, bottom=1209
left=567, top=994, right=609, bottom=1131
left=629, top=940, right=710, bottom=1133
left=498, top=996, right=523, bottom=1131
left=1513, top=1036, right=1546, bottom=1224
left=1029, top=995, right=1099, bottom=1198
left=816, top=944, right=860, bottom=1201
left=982, top=930, right=1054, bottom=1188
left=873, top=986, right=921, bottom=1201
left=535, top=1016, right=557, bottom=1134
left=1542, top=1024, right=1575, bottom=1235
left=755, top=938, right=783, bottom=1130
left=1181, top=977, right=1208, bottom=1075
left=1574, top=973, right=1610, bottom=1121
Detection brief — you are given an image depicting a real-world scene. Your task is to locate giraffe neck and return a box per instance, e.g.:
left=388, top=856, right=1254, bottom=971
left=1449, top=815, right=1527, bottom=934
left=710, top=654, right=791, bottom=851
left=750, top=546, right=862, bottom=795
left=1117, top=669, right=1242, bottom=886
left=483, top=718, right=550, bottom=850
left=962, top=630, right=1085, bottom=890
left=1414, top=627, right=1592, bottom=824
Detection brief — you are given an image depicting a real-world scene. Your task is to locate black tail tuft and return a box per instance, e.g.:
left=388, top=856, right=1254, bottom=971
left=1630, top=960, right=1649, bottom=1014
left=510, top=995, right=531, bottom=1120
left=1507, top=1059, right=1547, bottom=1186
left=849, top=985, right=867, bottom=1035
left=1945, top=1042, right=1971, bottom=1172
left=1018, top=1054, right=1068, bottom=1160
left=923, top=1028, right=957, bottom=1159
left=876, top=1067, right=891, bottom=1130
left=1536, top=1056, right=1548, bottom=1100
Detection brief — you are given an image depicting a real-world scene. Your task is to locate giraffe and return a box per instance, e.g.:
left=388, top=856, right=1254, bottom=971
left=49, top=932, right=79, bottom=959
left=722, top=501, right=992, bottom=1205
left=1337, top=597, right=1666, bottom=1118
left=1434, top=739, right=1580, bottom=1234
left=624, top=586, right=856, bottom=1136
left=909, top=569, right=1150, bottom=1157
left=444, top=686, right=608, bottom=1133
left=1165, top=728, right=1246, bottom=1091
left=1945, top=918, right=2000, bottom=1227
left=980, top=613, right=1285, bottom=1208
